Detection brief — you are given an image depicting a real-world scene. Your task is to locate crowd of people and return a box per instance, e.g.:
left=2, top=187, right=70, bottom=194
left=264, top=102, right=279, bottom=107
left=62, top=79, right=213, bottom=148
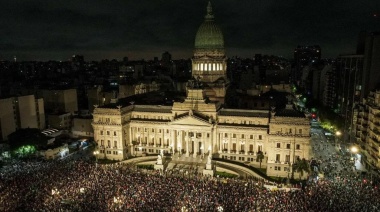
left=0, top=156, right=379, bottom=212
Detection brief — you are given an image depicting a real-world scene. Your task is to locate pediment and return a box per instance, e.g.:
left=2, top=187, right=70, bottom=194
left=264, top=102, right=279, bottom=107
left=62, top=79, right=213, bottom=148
left=171, top=115, right=211, bottom=126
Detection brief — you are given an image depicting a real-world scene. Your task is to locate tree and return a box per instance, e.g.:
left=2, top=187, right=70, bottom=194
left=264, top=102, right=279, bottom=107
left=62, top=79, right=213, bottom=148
left=292, top=158, right=310, bottom=180
left=256, top=151, right=265, bottom=168
left=8, top=128, right=48, bottom=157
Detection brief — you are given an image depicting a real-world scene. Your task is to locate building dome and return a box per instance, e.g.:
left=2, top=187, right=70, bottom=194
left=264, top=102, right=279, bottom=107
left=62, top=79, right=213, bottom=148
left=194, top=2, right=224, bottom=49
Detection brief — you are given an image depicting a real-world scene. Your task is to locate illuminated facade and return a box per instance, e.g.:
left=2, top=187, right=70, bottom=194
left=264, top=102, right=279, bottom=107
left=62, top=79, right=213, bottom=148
left=91, top=2, right=310, bottom=178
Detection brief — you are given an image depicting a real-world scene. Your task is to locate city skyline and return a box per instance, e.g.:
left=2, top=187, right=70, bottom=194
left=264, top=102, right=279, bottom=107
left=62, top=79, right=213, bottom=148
left=1, top=0, right=379, bottom=61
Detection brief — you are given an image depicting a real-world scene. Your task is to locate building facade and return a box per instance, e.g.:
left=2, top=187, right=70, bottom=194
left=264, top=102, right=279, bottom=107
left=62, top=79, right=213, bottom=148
left=355, top=90, right=380, bottom=172
left=39, top=88, right=78, bottom=114
left=0, top=95, right=45, bottom=141
left=91, top=2, right=311, bottom=178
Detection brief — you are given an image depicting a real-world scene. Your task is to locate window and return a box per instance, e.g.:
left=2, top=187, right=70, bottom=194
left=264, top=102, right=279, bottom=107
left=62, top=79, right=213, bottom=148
left=296, top=144, right=301, bottom=150
left=152, top=129, right=155, bottom=132
left=114, top=141, right=117, bottom=148
left=225, top=133, right=228, bottom=137
left=286, top=144, right=290, bottom=149
left=258, top=135, right=262, bottom=140
left=101, top=140, right=104, bottom=146
left=207, top=133, right=210, bottom=138
left=107, top=140, right=111, bottom=147
left=250, top=135, right=253, bottom=139
left=107, top=151, right=111, bottom=154
left=274, top=166, right=281, bottom=171
left=241, top=134, right=245, bottom=139
left=289, top=129, right=292, bottom=134
left=276, top=143, right=281, bottom=148
left=107, top=131, right=110, bottom=135
left=106, top=118, right=110, bottom=122
left=233, top=134, right=236, bottom=138
left=100, top=131, right=103, bottom=135
left=285, top=155, right=290, bottom=163
left=113, top=151, right=118, bottom=155
left=159, top=129, right=162, bottom=133
left=145, top=128, right=148, bottom=132
left=114, top=131, right=117, bottom=136
left=299, top=129, right=302, bottom=134
left=276, top=154, right=280, bottom=162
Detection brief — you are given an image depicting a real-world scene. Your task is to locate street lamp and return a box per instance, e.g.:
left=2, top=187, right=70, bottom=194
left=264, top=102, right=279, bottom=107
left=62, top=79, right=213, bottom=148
left=93, top=150, right=99, bottom=167
left=335, top=131, right=341, bottom=149
left=350, top=146, right=358, bottom=163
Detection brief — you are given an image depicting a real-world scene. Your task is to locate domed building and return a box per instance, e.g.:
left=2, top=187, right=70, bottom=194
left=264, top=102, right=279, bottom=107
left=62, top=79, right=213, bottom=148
left=191, top=2, right=229, bottom=104
left=91, top=1, right=311, bottom=180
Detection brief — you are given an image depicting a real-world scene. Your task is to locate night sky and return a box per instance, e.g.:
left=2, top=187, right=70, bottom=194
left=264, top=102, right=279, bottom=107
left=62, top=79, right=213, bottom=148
left=1, top=0, right=379, bottom=61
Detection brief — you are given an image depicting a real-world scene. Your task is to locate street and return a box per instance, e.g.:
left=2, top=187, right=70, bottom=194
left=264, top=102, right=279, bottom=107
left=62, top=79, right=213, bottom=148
left=310, top=123, right=366, bottom=181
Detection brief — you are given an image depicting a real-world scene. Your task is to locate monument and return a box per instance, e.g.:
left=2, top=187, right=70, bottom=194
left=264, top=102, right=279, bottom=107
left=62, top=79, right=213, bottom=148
left=203, top=154, right=214, bottom=177
left=154, top=150, right=165, bottom=170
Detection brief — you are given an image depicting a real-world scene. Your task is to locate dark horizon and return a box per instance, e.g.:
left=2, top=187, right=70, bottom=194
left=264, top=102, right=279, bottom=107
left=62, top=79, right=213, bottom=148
left=1, top=0, right=379, bottom=61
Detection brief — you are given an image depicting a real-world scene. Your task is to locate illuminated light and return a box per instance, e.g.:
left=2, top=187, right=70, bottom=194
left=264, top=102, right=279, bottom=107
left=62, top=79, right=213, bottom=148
left=351, top=146, right=358, bottom=153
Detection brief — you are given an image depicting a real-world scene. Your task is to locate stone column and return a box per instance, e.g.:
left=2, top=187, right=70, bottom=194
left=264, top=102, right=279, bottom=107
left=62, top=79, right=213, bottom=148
left=228, top=133, right=232, bottom=154
left=153, top=130, right=157, bottom=147
left=171, top=129, right=175, bottom=153
left=186, top=130, right=189, bottom=157
left=193, top=136, right=198, bottom=158
left=220, top=134, right=223, bottom=152
left=179, top=130, right=183, bottom=153
left=129, top=127, right=133, bottom=156
left=245, top=136, right=248, bottom=155
left=161, top=130, right=164, bottom=148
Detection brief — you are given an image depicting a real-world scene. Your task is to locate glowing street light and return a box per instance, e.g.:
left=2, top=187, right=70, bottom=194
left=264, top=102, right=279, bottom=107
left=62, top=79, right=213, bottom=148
left=93, top=150, right=99, bottom=167
left=351, top=146, right=358, bottom=154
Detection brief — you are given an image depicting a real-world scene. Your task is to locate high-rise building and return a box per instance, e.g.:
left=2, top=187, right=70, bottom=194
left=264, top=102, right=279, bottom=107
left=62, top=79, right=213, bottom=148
left=355, top=90, right=380, bottom=172
left=0, top=95, right=45, bottom=141
left=292, top=45, right=321, bottom=83
left=38, top=89, right=78, bottom=114
left=336, top=32, right=380, bottom=141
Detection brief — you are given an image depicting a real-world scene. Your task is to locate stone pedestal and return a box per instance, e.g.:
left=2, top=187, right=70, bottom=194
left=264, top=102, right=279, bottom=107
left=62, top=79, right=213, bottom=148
left=203, top=156, right=214, bottom=177
left=206, top=163, right=212, bottom=170
left=154, top=164, right=164, bottom=171
left=154, top=155, right=164, bottom=171
left=203, top=169, right=214, bottom=177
